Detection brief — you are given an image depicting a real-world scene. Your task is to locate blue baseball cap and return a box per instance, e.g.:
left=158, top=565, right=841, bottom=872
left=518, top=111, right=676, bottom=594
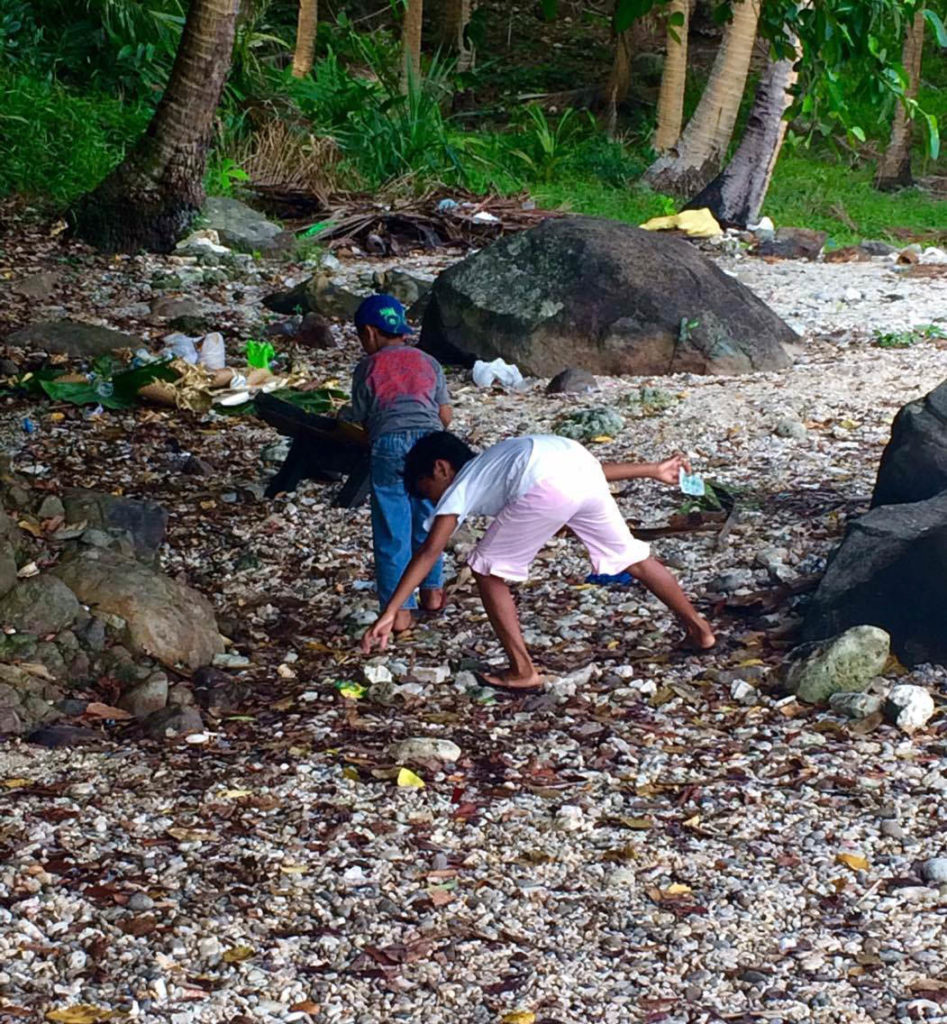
left=354, top=293, right=413, bottom=335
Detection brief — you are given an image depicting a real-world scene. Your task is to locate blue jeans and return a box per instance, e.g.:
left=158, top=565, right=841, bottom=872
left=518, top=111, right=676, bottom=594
left=370, top=430, right=444, bottom=610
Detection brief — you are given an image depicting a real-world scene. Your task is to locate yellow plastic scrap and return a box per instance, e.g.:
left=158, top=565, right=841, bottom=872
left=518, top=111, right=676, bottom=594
left=639, top=208, right=722, bottom=238
left=397, top=767, right=425, bottom=789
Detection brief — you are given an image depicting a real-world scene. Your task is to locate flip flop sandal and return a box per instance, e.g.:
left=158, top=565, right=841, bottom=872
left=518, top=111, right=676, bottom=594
left=474, top=671, right=545, bottom=695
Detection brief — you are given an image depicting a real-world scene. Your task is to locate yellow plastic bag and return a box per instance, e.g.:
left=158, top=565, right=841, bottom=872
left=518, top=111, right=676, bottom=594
left=639, top=208, right=722, bottom=238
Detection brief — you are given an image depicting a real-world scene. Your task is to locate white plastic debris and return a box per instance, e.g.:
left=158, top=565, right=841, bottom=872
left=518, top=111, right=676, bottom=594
left=161, top=332, right=199, bottom=364
left=472, top=357, right=524, bottom=389
left=198, top=332, right=227, bottom=371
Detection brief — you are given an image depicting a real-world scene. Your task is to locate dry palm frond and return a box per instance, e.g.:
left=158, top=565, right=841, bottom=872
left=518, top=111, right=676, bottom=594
left=231, top=121, right=346, bottom=202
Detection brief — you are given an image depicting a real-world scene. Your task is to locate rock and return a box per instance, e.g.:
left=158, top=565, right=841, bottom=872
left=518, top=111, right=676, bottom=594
left=829, top=691, right=885, bottom=720
left=784, top=626, right=890, bottom=705
left=755, top=227, right=828, bottom=260
left=420, top=216, right=795, bottom=377
left=881, top=819, right=907, bottom=840
left=0, top=575, right=79, bottom=635
left=730, top=679, right=759, bottom=704
left=297, top=312, right=337, bottom=349
left=118, top=672, right=169, bottom=718
left=0, top=663, right=63, bottom=735
left=556, top=406, right=625, bottom=441
left=37, top=495, right=65, bottom=520
left=556, top=805, right=584, bottom=831
left=52, top=548, right=224, bottom=670
left=0, top=540, right=18, bottom=598
left=872, top=380, right=947, bottom=508
left=142, top=704, right=204, bottom=740
left=709, top=569, right=755, bottom=593
left=920, top=858, right=947, bottom=884
left=28, top=723, right=100, bottom=748
left=262, top=281, right=311, bottom=315
left=546, top=368, right=598, bottom=394
left=167, top=684, right=197, bottom=708
left=5, top=320, right=143, bottom=357
left=860, top=239, right=899, bottom=257
left=150, top=296, right=204, bottom=321
left=12, top=272, right=62, bottom=300
left=304, top=274, right=370, bottom=319
left=774, top=417, right=807, bottom=440
left=884, top=684, right=935, bottom=734
left=63, top=489, right=168, bottom=564
left=0, top=358, right=20, bottom=376
left=802, top=491, right=947, bottom=666
left=191, top=665, right=247, bottom=712
left=387, top=737, right=462, bottom=764
left=128, top=892, right=155, bottom=912
left=34, top=641, right=67, bottom=680
left=201, top=197, right=294, bottom=255
left=181, top=455, right=213, bottom=477
left=412, top=665, right=451, bottom=684
left=374, top=268, right=435, bottom=308
left=363, top=663, right=393, bottom=685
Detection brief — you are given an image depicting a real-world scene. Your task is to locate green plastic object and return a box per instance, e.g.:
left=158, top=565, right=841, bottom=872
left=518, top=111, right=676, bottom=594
left=246, top=339, right=276, bottom=369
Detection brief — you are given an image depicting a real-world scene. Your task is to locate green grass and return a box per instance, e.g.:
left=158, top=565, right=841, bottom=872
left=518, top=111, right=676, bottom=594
left=0, top=70, right=151, bottom=204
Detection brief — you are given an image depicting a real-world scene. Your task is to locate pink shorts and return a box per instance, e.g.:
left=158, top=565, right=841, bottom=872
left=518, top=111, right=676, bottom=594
left=467, top=476, right=651, bottom=582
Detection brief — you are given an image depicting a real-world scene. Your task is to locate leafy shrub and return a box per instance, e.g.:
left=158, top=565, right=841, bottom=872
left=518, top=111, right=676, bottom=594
left=873, top=324, right=947, bottom=348
left=0, top=69, right=150, bottom=203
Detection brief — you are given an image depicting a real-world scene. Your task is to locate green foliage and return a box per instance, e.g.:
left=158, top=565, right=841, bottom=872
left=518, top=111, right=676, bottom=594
left=505, top=106, right=593, bottom=183
left=35, top=357, right=177, bottom=409
left=0, top=68, right=150, bottom=202
left=873, top=324, right=947, bottom=348
left=204, top=157, right=250, bottom=197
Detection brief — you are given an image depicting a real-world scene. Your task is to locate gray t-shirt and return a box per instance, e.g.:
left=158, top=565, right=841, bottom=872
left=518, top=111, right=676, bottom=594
left=350, top=344, right=449, bottom=441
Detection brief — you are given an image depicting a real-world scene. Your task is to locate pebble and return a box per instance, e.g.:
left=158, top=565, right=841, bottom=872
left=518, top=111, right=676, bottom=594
left=128, top=892, right=155, bottom=911
left=880, top=820, right=907, bottom=841
left=920, top=858, right=947, bottom=884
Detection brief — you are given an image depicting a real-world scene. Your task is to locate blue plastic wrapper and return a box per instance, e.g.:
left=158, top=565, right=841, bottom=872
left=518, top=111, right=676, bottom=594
left=585, top=571, right=635, bottom=587
left=22, top=418, right=35, bottom=434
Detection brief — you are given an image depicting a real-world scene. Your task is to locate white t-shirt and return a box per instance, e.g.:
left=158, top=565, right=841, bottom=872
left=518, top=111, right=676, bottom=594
left=425, top=435, right=601, bottom=530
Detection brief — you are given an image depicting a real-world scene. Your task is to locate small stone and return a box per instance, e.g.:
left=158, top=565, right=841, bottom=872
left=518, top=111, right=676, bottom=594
left=363, top=663, right=393, bottom=685
left=883, top=684, right=935, bottom=734
left=555, top=805, right=584, bottom=831
left=730, top=679, right=758, bottom=704
left=829, top=691, right=885, bottom=720
left=388, top=737, right=461, bottom=764
left=128, top=892, right=155, bottom=912
left=118, top=672, right=169, bottom=718
left=142, top=705, right=203, bottom=741
left=37, top=496, right=65, bottom=520
left=920, top=858, right=947, bottom=884
left=198, top=936, right=222, bottom=959
left=881, top=819, right=906, bottom=840
left=774, top=418, right=807, bottom=440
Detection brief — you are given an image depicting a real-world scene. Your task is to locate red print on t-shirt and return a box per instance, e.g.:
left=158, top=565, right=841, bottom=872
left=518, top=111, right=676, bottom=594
left=367, top=348, right=436, bottom=408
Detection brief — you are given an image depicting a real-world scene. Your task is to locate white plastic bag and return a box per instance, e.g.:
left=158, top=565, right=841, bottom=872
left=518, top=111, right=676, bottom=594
left=471, top=357, right=524, bottom=389
left=198, top=331, right=227, bottom=371
left=161, top=332, right=199, bottom=364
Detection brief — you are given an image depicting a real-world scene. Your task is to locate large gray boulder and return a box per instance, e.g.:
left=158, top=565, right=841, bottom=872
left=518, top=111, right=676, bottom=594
left=802, top=492, right=947, bottom=667
left=420, top=216, right=795, bottom=376
left=872, top=380, right=947, bottom=508
left=201, top=197, right=294, bottom=255
left=5, top=320, right=142, bottom=356
left=53, top=548, right=224, bottom=670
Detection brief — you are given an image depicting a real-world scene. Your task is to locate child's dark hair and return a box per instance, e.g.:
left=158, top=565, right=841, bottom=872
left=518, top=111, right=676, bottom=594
left=404, top=432, right=476, bottom=498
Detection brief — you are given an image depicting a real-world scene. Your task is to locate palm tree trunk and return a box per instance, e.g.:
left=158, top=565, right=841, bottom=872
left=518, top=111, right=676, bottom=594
left=440, top=0, right=473, bottom=71
left=653, top=0, right=691, bottom=152
left=684, top=41, right=800, bottom=226
left=70, top=0, right=240, bottom=253
left=643, top=0, right=761, bottom=196
left=876, top=6, right=926, bottom=191
left=401, top=0, right=424, bottom=90
left=291, top=0, right=318, bottom=79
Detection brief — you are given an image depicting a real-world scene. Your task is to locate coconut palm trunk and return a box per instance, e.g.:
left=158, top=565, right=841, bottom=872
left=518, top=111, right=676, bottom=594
left=440, top=0, right=473, bottom=71
left=70, top=0, right=240, bottom=253
left=653, top=0, right=692, bottom=152
left=643, top=0, right=762, bottom=196
left=684, top=37, right=800, bottom=226
left=401, top=0, right=424, bottom=89
left=291, top=0, right=318, bottom=79
left=876, top=6, right=927, bottom=191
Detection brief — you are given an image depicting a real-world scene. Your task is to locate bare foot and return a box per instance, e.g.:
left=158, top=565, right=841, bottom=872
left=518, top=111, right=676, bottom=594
left=419, top=588, right=446, bottom=613
left=682, top=618, right=716, bottom=652
left=392, top=609, right=415, bottom=633
left=476, top=668, right=544, bottom=692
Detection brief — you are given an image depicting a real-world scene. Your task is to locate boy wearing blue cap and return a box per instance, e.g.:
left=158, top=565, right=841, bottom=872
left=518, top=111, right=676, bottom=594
left=350, top=294, right=453, bottom=632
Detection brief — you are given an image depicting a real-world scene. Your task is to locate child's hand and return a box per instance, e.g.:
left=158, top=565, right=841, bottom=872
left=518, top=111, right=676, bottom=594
left=361, top=612, right=396, bottom=654
left=652, top=453, right=692, bottom=486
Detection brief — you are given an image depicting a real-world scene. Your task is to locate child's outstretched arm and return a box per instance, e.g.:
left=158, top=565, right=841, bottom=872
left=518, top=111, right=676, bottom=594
left=602, top=453, right=691, bottom=485
left=361, top=513, right=459, bottom=652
